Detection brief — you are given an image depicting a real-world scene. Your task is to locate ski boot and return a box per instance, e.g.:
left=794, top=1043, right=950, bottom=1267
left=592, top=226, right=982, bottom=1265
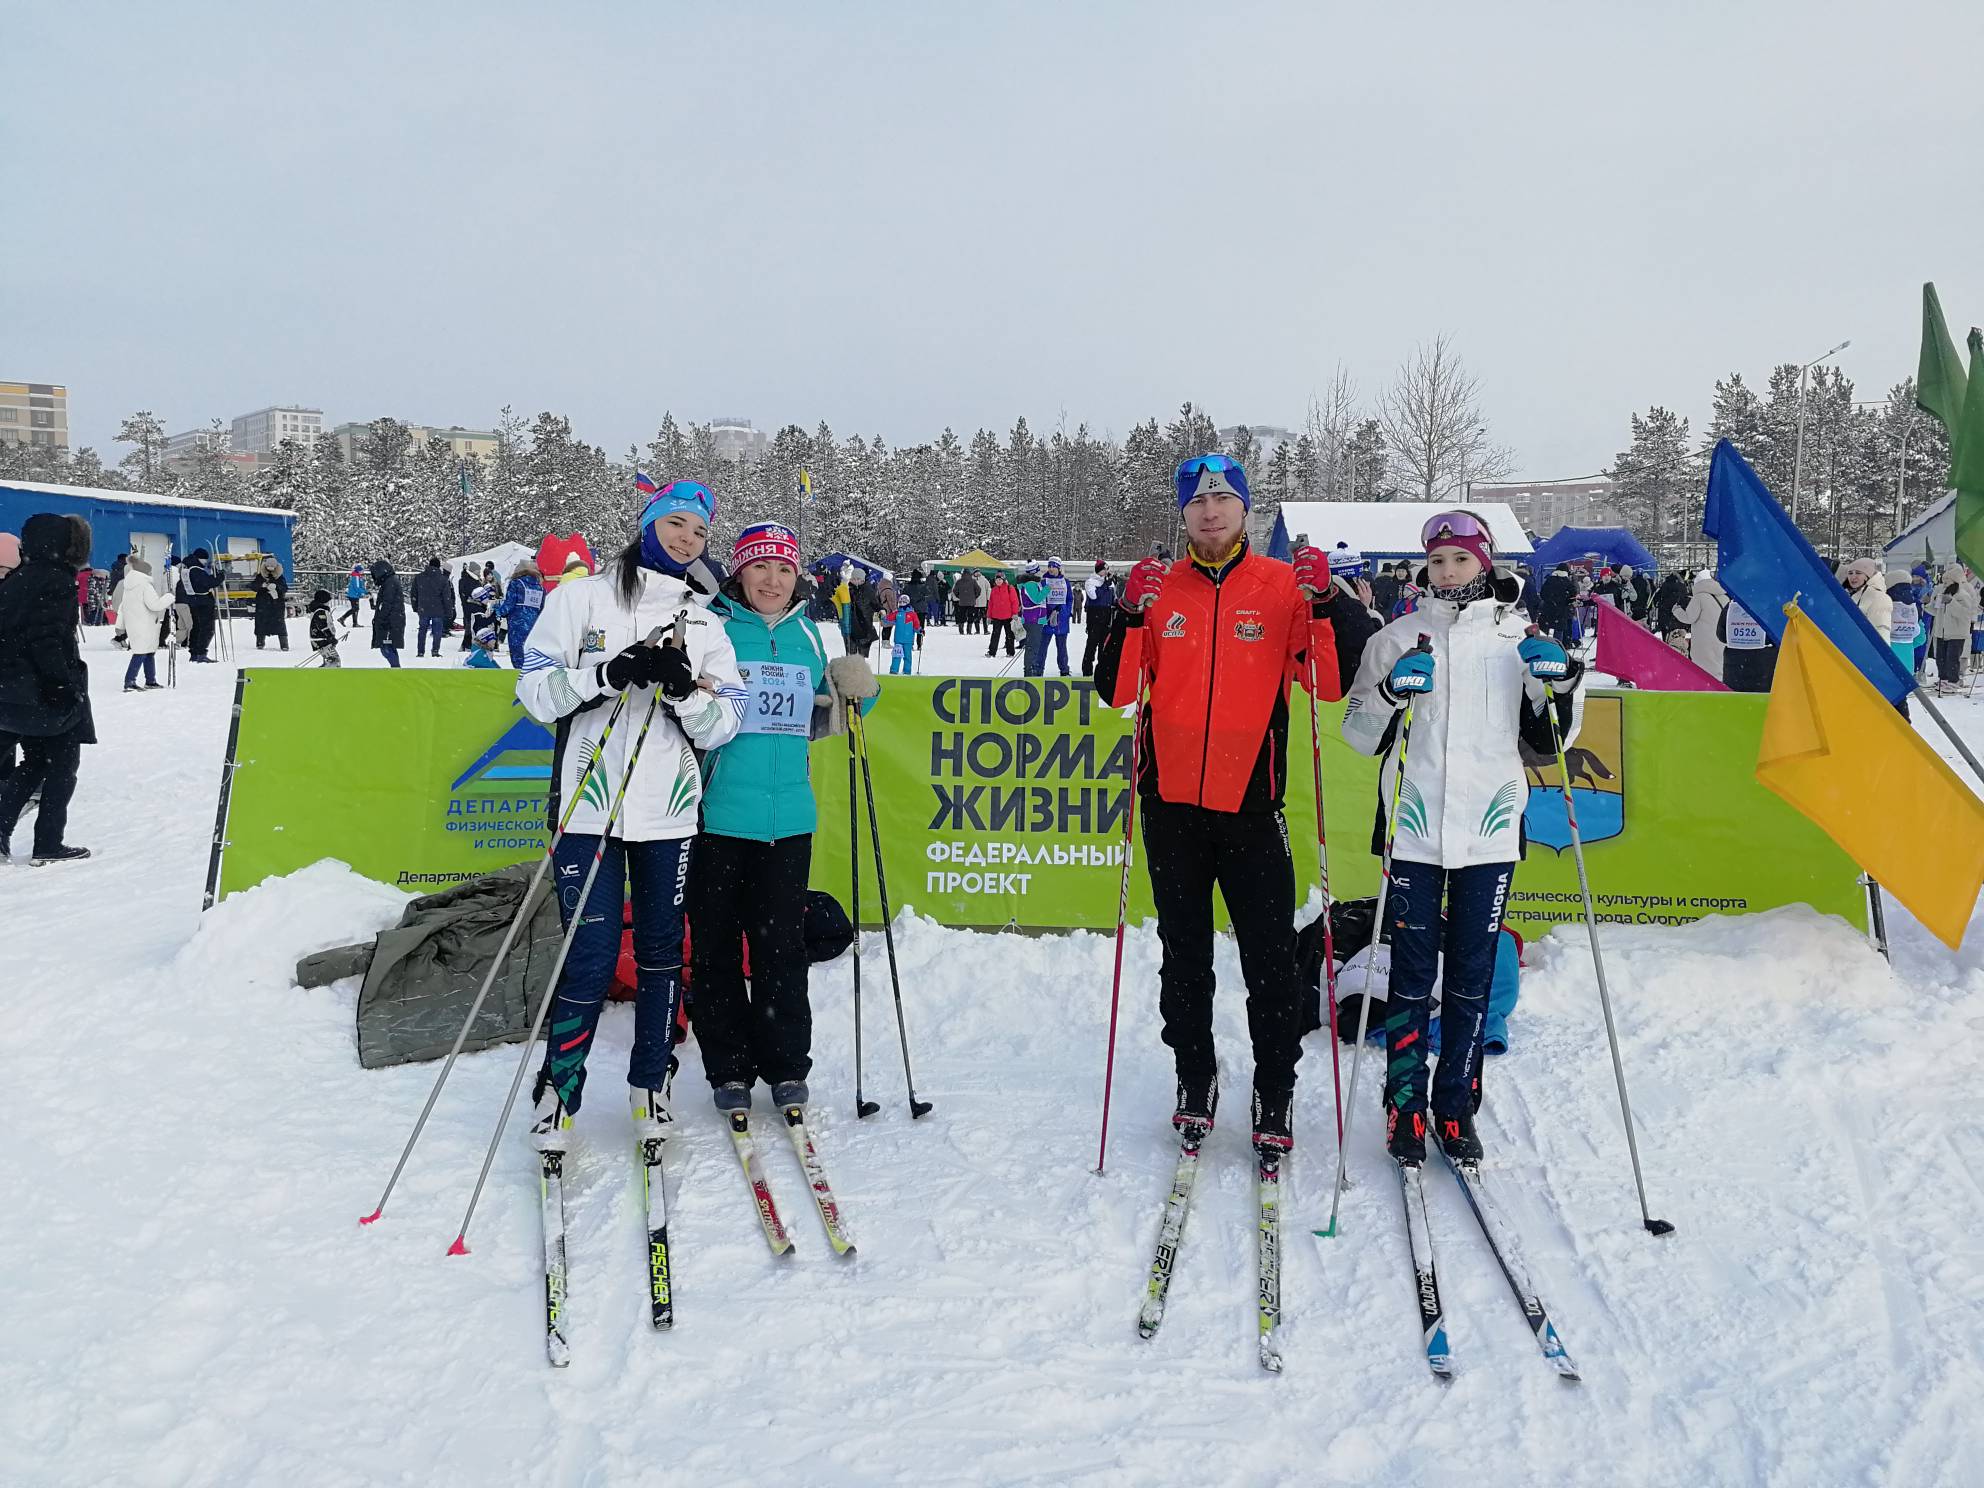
left=1172, top=1072, right=1217, bottom=1141
left=1386, top=1108, right=1427, bottom=1166
left=529, top=1071, right=573, bottom=1154
left=1250, top=1087, right=1293, bottom=1159
left=1434, top=1106, right=1483, bottom=1166
left=632, top=1056, right=677, bottom=1149
left=30, top=845, right=90, bottom=867
left=713, top=1081, right=752, bottom=1115
left=771, top=1080, right=809, bottom=1113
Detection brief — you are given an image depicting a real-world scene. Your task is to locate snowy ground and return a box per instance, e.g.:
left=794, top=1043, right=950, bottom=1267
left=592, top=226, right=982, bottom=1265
left=7, top=611, right=1984, bottom=1487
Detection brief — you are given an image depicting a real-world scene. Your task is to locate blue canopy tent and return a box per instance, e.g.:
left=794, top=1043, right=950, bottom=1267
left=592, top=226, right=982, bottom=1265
left=807, top=551, right=895, bottom=581
left=1530, top=525, right=1657, bottom=573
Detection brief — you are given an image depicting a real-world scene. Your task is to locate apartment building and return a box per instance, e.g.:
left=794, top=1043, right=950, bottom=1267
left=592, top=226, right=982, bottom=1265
left=0, top=381, right=70, bottom=449
left=331, top=421, right=500, bottom=463
left=1493, top=479, right=1621, bottom=540
left=232, top=405, right=324, bottom=454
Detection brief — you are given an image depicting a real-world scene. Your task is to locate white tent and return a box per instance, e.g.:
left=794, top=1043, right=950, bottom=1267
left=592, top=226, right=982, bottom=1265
left=447, top=541, right=536, bottom=582
left=1883, top=491, right=1955, bottom=574
left=1275, top=500, right=1534, bottom=560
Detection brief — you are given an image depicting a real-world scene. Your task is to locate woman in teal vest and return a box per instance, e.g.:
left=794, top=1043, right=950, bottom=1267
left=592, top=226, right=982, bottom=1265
left=691, top=521, right=872, bottom=1116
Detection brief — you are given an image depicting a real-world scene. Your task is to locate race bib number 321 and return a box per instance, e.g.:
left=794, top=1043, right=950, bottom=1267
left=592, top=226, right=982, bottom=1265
left=742, top=661, right=811, bottom=738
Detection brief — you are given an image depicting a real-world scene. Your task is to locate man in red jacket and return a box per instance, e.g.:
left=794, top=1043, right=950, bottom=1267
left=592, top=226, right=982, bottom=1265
left=1094, top=454, right=1354, bottom=1155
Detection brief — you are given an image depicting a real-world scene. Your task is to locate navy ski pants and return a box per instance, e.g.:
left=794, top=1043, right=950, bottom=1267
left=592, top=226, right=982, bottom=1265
left=538, top=832, right=691, bottom=1113
left=1382, top=859, right=1514, bottom=1122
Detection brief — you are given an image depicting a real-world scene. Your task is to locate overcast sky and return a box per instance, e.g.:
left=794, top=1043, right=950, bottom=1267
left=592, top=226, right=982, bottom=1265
left=7, top=1, right=1981, bottom=482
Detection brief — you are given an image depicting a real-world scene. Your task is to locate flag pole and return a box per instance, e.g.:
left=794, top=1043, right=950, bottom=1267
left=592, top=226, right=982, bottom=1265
left=1909, top=687, right=1984, bottom=784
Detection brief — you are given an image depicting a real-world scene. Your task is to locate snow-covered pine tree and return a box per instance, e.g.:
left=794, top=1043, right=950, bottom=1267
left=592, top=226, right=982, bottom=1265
left=114, top=410, right=170, bottom=489
left=1606, top=407, right=1692, bottom=567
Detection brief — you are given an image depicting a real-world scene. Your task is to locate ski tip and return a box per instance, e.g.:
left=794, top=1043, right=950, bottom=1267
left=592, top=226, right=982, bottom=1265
left=445, top=1235, right=469, bottom=1256
left=1646, top=1218, right=1677, bottom=1237
left=357, top=1208, right=382, bottom=1227
left=1260, top=1352, right=1284, bottom=1375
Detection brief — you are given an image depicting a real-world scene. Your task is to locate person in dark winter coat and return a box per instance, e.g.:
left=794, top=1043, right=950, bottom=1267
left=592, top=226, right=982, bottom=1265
left=307, top=588, right=341, bottom=667
left=457, top=563, right=485, bottom=653
left=250, top=558, right=289, bottom=650
left=1653, top=572, right=1689, bottom=638
left=176, top=548, right=220, bottom=662
left=0, top=513, right=97, bottom=863
left=1536, top=565, right=1577, bottom=647
left=369, top=560, right=406, bottom=667
left=845, top=568, right=884, bottom=661
left=411, top=557, right=454, bottom=658
left=1081, top=563, right=1118, bottom=675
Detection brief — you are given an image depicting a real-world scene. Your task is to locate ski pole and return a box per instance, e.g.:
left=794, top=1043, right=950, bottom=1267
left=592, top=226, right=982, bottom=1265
left=446, top=623, right=684, bottom=1254
left=1542, top=688, right=1673, bottom=1237
left=1093, top=641, right=1153, bottom=1175
left=850, top=723, right=877, bottom=1119
left=852, top=709, right=931, bottom=1118
left=1295, top=537, right=1344, bottom=1147
left=361, top=632, right=661, bottom=1226
left=1323, top=636, right=1429, bottom=1239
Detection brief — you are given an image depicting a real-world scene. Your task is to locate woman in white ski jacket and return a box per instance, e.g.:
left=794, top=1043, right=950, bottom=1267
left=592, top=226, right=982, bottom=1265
left=516, top=479, right=746, bottom=1150
left=1674, top=570, right=1728, bottom=683
left=1342, top=510, right=1583, bottom=1166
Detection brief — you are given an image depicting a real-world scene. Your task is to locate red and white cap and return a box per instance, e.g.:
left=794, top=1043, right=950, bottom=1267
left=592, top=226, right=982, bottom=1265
left=732, top=521, right=800, bottom=572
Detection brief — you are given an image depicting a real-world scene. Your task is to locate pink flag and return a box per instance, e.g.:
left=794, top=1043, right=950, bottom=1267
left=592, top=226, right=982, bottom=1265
left=1594, top=602, right=1729, bottom=692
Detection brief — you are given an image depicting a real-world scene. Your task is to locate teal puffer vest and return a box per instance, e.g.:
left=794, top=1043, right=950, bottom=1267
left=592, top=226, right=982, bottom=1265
left=701, top=596, right=830, bottom=842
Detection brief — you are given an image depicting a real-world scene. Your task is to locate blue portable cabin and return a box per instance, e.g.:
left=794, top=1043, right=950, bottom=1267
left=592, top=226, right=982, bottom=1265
left=0, top=478, right=297, bottom=578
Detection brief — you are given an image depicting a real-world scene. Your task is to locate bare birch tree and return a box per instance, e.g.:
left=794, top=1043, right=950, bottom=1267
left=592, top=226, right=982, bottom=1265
left=1379, top=334, right=1513, bottom=501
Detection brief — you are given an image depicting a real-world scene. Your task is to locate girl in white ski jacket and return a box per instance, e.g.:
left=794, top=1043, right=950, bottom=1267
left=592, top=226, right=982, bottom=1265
left=516, top=479, right=746, bottom=1149
left=1341, top=510, right=1584, bottom=1167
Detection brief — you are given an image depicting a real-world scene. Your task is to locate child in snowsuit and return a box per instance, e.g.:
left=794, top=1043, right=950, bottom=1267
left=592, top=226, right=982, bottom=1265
left=308, top=588, right=341, bottom=667
left=461, top=625, right=501, bottom=669
left=1341, top=509, right=1583, bottom=1166
left=888, top=597, right=922, bottom=674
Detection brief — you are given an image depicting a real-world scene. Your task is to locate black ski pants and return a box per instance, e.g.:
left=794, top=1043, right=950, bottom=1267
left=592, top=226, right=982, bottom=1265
left=186, top=607, right=216, bottom=660
left=986, top=618, right=1016, bottom=656
left=1141, top=798, right=1302, bottom=1099
left=0, top=731, right=82, bottom=855
left=1082, top=624, right=1109, bottom=676
left=688, top=832, right=814, bottom=1090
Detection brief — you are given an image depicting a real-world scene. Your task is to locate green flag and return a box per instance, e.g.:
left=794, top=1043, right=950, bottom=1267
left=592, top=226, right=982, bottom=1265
left=1955, top=329, right=1984, bottom=579
left=1917, top=282, right=1969, bottom=444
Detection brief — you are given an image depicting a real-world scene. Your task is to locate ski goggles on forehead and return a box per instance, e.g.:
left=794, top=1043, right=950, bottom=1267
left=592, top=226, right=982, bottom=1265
left=1419, top=510, right=1494, bottom=548
left=1174, top=453, right=1248, bottom=503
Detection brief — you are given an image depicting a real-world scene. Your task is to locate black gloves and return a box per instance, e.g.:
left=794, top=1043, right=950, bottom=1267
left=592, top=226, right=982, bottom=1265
left=600, top=642, right=664, bottom=692
left=655, top=644, right=696, bottom=701
left=600, top=638, right=698, bottom=700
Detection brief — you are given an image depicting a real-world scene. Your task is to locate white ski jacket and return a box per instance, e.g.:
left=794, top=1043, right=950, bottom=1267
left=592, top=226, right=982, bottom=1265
left=1342, top=576, right=1583, bottom=869
left=517, top=568, right=745, bottom=842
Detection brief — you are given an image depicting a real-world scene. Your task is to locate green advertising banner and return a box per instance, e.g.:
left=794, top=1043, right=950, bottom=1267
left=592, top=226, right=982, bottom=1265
left=218, top=670, right=1864, bottom=940
left=804, top=677, right=1866, bottom=937
left=217, top=669, right=559, bottom=899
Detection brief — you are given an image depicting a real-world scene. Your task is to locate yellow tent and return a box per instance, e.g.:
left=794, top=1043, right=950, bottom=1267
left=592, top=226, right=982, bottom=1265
left=936, top=548, right=1012, bottom=570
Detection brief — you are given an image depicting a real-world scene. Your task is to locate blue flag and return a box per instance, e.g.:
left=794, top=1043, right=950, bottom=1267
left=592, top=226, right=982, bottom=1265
left=1266, top=508, right=1292, bottom=562
left=1702, top=439, right=1916, bottom=705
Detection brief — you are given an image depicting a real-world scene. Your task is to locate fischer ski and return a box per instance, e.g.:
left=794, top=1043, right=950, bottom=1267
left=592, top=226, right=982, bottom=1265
left=539, top=1151, right=571, bottom=1367
left=1257, top=1151, right=1284, bottom=1373
left=729, top=1111, right=795, bottom=1258
left=1442, top=1153, right=1579, bottom=1380
left=782, top=1106, right=856, bottom=1256
left=635, top=1093, right=674, bottom=1331
left=1399, top=1160, right=1452, bottom=1379
left=1137, top=1127, right=1205, bottom=1339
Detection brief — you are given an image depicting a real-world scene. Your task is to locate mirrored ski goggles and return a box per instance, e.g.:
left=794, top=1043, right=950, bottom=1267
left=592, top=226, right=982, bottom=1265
left=1174, top=453, right=1251, bottom=505
left=1419, top=509, right=1495, bottom=548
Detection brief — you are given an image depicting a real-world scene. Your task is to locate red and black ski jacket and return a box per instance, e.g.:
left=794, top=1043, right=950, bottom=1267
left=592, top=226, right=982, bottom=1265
left=1094, top=543, right=1346, bottom=814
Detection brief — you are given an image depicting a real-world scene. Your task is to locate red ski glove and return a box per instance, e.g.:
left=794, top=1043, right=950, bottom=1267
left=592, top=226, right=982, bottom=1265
left=1291, top=544, right=1331, bottom=599
left=1121, top=556, right=1168, bottom=613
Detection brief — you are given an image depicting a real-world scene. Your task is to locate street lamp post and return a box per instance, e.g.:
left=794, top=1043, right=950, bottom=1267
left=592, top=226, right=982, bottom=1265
left=1790, top=338, right=1851, bottom=526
